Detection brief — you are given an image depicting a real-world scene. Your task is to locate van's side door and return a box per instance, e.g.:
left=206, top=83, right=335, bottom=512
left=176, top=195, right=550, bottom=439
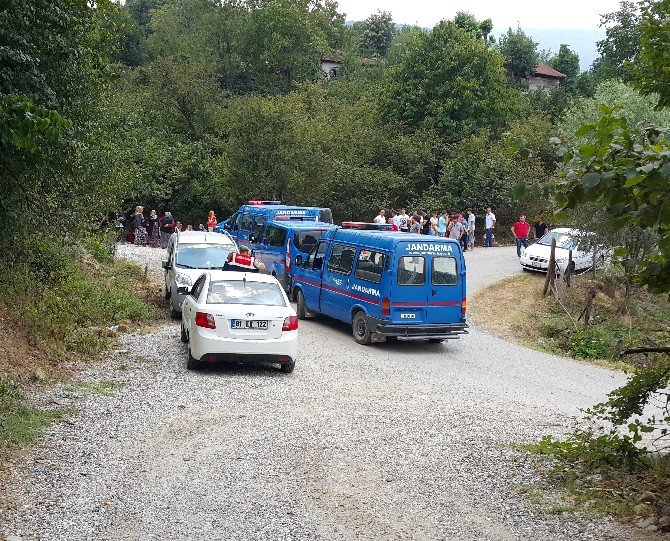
left=237, top=212, right=253, bottom=244
left=426, top=252, right=463, bottom=324
left=296, top=241, right=329, bottom=312
left=321, top=243, right=357, bottom=322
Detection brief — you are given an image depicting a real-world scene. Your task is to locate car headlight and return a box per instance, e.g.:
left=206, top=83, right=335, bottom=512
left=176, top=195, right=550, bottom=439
left=175, top=272, right=193, bottom=287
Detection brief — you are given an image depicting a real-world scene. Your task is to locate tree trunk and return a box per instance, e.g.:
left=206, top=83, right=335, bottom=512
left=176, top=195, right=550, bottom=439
left=543, top=238, right=557, bottom=296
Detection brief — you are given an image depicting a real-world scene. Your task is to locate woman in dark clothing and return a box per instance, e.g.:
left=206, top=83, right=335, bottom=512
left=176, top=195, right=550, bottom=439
left=146, top=209, right=160, bottom=247
left=133, top=206, right=147, bottom=246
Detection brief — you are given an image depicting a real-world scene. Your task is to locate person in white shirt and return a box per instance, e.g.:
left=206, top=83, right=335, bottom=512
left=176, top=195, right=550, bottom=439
left=484, top=207, right=496, bottom=247
left=392, top=210, right=402, bottom=229
left=373, top=210, right=386, bottom=224
left=398, top=209, right=410, bottom=232
left=466, top=209, right=476, bottom=250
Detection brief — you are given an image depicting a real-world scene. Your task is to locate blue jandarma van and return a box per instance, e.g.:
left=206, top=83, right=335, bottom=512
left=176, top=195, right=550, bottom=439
left=215, top=201, right=335, bottom=292
left=291, top=226, right=468, bottom=344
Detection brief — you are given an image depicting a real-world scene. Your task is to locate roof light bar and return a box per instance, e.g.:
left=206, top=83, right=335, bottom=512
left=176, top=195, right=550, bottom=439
left=248, top=200, right=282, bottom=205
left=341, top=222, right=395, bottom=230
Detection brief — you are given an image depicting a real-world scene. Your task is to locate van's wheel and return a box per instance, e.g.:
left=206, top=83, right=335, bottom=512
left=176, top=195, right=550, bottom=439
left=352, top=311, right=372, bottom=345
left=296, top=290, right=308, bottom=320
left=180, top=324, right=188, bottom=343
left=187, top=349, right=201, bottom=370
left=280, top=361, right=295, bottom=373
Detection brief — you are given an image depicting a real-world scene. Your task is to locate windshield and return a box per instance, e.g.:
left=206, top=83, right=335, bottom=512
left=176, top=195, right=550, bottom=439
left=294, top=229, right=326, bottom=253
left=175, top=245, right=234, bottom=269
left=537, top=232, right=576, bottom=250
left=207, top=280, right=286, bottom=306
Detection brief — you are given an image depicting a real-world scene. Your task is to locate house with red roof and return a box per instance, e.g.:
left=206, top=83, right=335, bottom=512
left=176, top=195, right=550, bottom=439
left=526, top=63, right=566, bottom=92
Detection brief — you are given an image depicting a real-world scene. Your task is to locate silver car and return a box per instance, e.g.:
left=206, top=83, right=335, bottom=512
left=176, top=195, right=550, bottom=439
left=163, top=231, right=238, bottom=319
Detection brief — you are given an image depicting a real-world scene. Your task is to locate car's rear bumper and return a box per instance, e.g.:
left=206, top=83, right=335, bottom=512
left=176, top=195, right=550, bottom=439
left=368, top=318, right=469, bottom=340
left=190, top=329, right=298, bottom=361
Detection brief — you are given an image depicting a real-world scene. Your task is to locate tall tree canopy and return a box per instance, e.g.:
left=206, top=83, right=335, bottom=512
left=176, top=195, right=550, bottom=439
left=549, top=44, right=580, bottom=92
left=498, top=26, right=539, bottom=80
left=358, top=10, right=395, bottom=58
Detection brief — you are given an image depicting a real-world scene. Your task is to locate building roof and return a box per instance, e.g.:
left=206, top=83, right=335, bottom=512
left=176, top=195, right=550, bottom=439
left=534, top=63, right=566, bottom=79
left=321, top=50, right=345, bottom=64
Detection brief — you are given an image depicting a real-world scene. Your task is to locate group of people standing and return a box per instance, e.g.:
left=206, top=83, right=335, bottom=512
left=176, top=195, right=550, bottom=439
left=128, top=208, right=219, bottom=248
left=374, top=209, right=477, bottom=251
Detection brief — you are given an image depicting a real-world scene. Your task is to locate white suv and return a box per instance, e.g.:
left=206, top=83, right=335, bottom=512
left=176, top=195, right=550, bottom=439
left=163, top=231, right=238, bottom=318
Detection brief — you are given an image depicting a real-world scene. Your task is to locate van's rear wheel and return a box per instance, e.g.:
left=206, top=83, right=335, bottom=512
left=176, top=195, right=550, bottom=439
left=296, top=290, right=308, bottom=320
left=353, top=312, right=372, bottom=345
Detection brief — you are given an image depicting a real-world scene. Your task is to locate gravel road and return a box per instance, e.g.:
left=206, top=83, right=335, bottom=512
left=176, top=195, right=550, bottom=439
left=0, top=243, right=645, bottom=541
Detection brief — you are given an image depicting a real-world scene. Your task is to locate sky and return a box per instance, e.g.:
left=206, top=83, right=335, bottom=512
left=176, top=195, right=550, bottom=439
left=336, top=0, right=622, bottom=29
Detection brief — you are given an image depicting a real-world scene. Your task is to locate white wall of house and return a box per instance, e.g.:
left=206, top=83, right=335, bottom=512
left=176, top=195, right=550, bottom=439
left=528, top=76, right=561, bottom=92
left=321, top=60, right=341, bottom=77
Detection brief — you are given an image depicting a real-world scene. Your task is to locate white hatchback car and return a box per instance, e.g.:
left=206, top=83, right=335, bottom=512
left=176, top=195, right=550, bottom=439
left=180, top=271, right=298, bottom=372
left=519, top=228, right=604, bottom=273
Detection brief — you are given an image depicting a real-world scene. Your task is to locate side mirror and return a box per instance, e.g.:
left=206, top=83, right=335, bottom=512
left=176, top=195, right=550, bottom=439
left=177, top=286, right=190, bottom=295
left=162, top=260, right=170, bottom=269
left=295, top=255, right=303, bottom=266
left=249, top=233, right=259, bottom=243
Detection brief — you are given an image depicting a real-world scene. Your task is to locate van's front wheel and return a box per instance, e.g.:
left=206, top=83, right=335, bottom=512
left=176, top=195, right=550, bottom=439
left=352, top=312, right=372, bottom=345
left=296, top=290, right=308, bottom=320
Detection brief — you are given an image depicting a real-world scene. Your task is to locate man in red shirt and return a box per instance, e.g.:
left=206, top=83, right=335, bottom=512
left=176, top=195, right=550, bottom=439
left=511, top=215, right=531, bottom=258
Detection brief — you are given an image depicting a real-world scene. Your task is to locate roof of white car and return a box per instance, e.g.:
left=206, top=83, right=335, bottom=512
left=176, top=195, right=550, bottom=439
left=547, top=227, right=593, bottom=237
left=174, top=231, right=236, bottom=246
left=206, top=271, right=280, bottom=284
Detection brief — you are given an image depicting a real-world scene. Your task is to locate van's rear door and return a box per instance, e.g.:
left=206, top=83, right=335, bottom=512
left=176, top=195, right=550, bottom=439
left=390, top=249, right=430, bottom=324
left=426, top=253, right=463, bottom=324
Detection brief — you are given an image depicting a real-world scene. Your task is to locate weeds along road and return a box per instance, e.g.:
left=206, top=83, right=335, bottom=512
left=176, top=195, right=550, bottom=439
left=1, top=244, right=639, bottom=541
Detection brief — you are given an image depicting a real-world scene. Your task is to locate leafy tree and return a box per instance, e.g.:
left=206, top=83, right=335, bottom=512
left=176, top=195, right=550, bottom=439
left=125, top=0, right=168, bottom=27
left=594, top=0, right=641, bottom=82
left=452, top=11, right=480, bottom=37
left=634, top=0, right=670, bottom=108
left=548, top=44, right=580, bottom=92
left=480, top=18, right=493, bottom=42
left=498, top=26, right=539, bottom=80
left=359, top=10, right=395, bottom=58
left=383, top=21, right=517, bottom=140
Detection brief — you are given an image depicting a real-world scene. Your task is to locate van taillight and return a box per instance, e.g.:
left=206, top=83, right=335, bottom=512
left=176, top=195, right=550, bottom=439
left=285, top=238, right=291, bottom=273
left=195, top=312, right=216, bottom=329
left=282, top=316, right=298, bottom=331
left=461, top=297, right=467, bottom=315
left=382, top=297, right=390, bottom=316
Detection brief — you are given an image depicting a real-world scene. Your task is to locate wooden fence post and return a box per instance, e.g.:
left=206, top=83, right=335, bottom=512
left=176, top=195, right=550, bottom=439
left=543, top=238, right=557, bottom=296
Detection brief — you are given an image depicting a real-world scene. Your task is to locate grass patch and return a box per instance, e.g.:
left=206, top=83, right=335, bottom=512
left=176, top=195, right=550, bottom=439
left=469, top=269, right=670, bottom=368
left=66, top=380, right=123, bottom=397
left=0, top=380, right=69, bottom=461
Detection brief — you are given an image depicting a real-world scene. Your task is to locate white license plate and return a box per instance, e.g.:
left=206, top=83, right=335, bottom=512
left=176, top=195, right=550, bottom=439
left=231, top=320, right=268, bottom=330
left=531, top=261, right=541, bottom=268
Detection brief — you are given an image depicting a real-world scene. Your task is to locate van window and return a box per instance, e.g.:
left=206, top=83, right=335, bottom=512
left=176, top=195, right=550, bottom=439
left=355, top=249, right=385, bottom=284
left=327, top=244, right=355, bottom=274
left=252, top=216, right=265, bottom=237
left=240, top=213, right=253, bottom=231
left=319, top=208, right=333, bottom=224
left=307, top=242, right=328, bottom=270
left=294, top=229, right=325, bottom=253
left=264, top=225, right=287, bottom=247
left=398, top=256, right=425, bottom=286
left=432, top=257, right=458, bottom=285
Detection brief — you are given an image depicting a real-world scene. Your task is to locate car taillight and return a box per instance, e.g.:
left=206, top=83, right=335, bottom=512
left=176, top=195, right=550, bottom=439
left=195, top=312, right=216, bottom=329
left=282, top=315, right=298, bottom=331
left=285, top=238, right=291, bottom=273
left=381, top=297, right=390, bottom=316
left=461, top=297, right=467, bottom=315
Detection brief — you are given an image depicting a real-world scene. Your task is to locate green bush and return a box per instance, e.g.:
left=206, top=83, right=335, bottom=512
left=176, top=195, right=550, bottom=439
left=568, top=327, right=612, bottom=359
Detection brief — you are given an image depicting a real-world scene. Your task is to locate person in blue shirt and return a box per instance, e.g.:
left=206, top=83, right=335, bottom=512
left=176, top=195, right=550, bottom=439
left=437, top=211, right=448, bottom=237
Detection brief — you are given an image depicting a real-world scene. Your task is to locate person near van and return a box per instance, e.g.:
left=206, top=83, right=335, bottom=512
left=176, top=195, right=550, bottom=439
left=160, top=211, right=175, bottom=249
left=410, top=214, right=422, bottom=234
left=207, top=211, right=217, bottom=231
left=466, top=209, right=476, bottom=250
left=374, top=210, right=386, bottom=224
left=398, top=209, right=410, bottom=232
left=133, top=206, right=147, bottom=246
left=512, top=215, right=531, bottom=258
left=429, top=212, right=438, bottom=236
left=448, top=216, right=465, bottom=241
left=485, top=207, right=496, bottom=248
left=437, top=211, right=448, bottom=237
left=421, top=211, right=431, bottom=235
left=224, top=245, right=266, bottom=273
left=534, top=218, right=549, bottom=239
left=147, top=209, right=160, bottom=247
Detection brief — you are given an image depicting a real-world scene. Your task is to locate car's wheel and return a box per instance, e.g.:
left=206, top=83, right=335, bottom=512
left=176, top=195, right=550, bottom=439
left=296, top=290, right=308, bottom=320
left=187, top=349, right=201, bottom=370
left=352, top=311, right=372, bottom=345
left=170, top=307, right=181, bottom=320
left=280, top=361, right=295, bottom=373
left=180, top=324, right=188, bottom=343
left=164, top=287, right=170, bottom=300
left=429, top=338, right=445, bottom=343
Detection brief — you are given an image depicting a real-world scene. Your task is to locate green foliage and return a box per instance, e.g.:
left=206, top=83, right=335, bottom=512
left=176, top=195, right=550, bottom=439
left=452, top=11, right=481, bottom=38
left=595, top=0, right=641, bottom=82
left=556, top=106, right=670, bottom=293
left=358, top=10, right=395, bottom=58
left=498, top=26, right=539, bottom=80
left=0, top=380, right=68, bottom=461
left=384, top=21, right=517, bottom=140
left=548, top=44, right=580, bottom=93
left=568, top=327, right=612, bottom=359
left=635, top=0, right=670, bottom=108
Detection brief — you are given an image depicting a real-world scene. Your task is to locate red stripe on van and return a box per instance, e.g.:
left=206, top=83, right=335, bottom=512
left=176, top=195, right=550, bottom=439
left=428, top=301, right=461, bottom=306
left=293, top=278, right=379, bottom=305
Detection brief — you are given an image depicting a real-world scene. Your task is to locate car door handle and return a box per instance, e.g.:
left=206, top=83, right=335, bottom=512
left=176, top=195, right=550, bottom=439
left=432, top=289, right=437, bottom=296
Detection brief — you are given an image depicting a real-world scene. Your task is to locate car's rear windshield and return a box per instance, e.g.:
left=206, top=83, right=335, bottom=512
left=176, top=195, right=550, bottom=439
left=293, top=230, right=326, bottom=252
left=176, top=245, right=235, bottom=269
left=207, top=280, right=286, bottom=306
left=537, top=232, right=576, bottom=250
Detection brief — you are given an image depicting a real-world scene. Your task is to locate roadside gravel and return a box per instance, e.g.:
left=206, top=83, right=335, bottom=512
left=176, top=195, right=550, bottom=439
left=0, top=244, right=649, bottom=541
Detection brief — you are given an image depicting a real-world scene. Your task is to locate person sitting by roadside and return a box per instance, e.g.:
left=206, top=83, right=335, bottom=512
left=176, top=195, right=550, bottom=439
left=223, top=245, right=266, bottom=273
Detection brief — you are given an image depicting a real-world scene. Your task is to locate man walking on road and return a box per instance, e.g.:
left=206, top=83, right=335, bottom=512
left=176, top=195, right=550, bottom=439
left=512, top=215, right=531, bottom=257
left=485, top=207, right=496, bottom=247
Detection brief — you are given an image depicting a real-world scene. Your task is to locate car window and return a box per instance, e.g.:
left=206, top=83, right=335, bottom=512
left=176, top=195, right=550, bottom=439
left=354, top=249, right=385, bottom=284
left=294, top=229, right=326, bottom=253
left=191, top=275, right=206, bottom=299
left=327, top=243, right=355, bottom=274
left=398, top=256, right=425, bottom=286
left=240, top=213, right=253, bottom=232
left=306, top=242, right=328, bottom=270
left=264, top=225, right=287, bottom=247
left=207, top=280, right=286, bottom=306
left=175, top=245, right=234, bottom=269
left=432, top=257, right=458, bottom=286
left=252, top=217, right=265, bottom=237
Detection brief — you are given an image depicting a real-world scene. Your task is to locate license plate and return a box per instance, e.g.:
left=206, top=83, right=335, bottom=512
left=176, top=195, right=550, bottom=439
left=231, top=320, right=268, bottom=330
left=531, top=261, right=541, bottom=268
